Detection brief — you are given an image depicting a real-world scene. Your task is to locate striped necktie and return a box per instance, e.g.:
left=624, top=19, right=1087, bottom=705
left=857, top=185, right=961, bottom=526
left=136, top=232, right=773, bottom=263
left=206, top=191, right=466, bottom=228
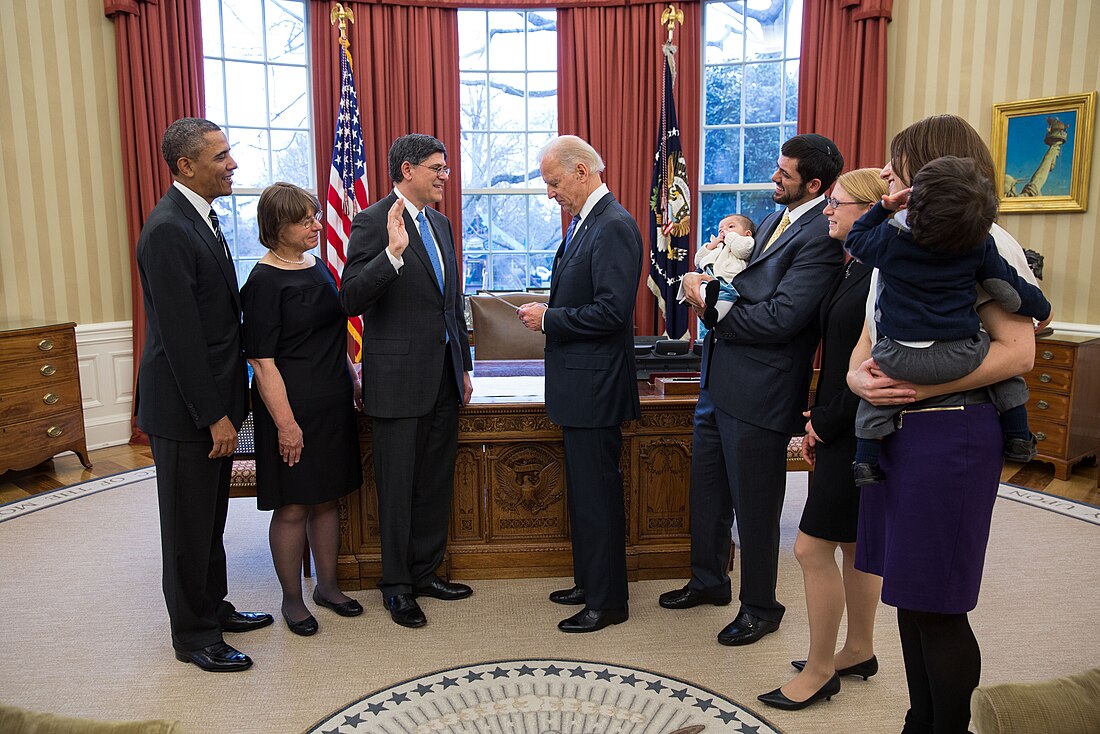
left=208, top=209, right=231, bottom=261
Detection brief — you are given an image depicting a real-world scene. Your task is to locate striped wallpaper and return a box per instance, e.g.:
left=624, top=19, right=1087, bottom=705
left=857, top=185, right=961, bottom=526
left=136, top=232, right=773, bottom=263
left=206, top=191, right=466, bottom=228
left=0, top=0, right=130, bottom=326
left=887, top=0, right=1100, bottom=326
left=2, top=0, right=1098, bottom=328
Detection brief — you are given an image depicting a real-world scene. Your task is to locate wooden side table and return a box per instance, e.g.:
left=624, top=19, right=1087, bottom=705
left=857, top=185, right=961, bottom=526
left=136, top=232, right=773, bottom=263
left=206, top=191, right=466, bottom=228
left=1024, top=333, right=1100, bottom=480
left=0, top=321, right=91, bottom=474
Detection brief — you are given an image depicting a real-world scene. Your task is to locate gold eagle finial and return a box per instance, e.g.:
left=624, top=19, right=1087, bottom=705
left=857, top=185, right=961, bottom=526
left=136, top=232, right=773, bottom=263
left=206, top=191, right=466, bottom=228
left=661, top=5, right=684, bottom=43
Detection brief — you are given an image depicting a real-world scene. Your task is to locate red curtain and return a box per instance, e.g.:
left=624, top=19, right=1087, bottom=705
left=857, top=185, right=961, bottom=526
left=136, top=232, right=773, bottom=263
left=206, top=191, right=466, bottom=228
left=798, top=0, right=892, bottom=170
left=558, top=2, right=701, bottom=337
left=310, top=2, right=462, bottom=248
left=104, top=0, right=205, bottom=443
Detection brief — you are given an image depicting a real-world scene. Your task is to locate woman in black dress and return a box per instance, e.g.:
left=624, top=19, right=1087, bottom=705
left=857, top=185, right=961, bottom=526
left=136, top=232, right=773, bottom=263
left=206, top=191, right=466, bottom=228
left=242, top=183, right=363, bottom=636
left=758, top=168, right=887, bottom=711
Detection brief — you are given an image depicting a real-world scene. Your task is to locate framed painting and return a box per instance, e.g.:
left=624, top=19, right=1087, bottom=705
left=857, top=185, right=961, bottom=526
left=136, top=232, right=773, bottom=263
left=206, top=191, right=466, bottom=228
left=991, top=92, right=1097, bottom=213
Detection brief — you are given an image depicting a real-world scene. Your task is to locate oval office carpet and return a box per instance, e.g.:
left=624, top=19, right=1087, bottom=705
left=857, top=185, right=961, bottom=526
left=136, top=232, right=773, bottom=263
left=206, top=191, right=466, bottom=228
left=1, top=469, right=1097, bottom=734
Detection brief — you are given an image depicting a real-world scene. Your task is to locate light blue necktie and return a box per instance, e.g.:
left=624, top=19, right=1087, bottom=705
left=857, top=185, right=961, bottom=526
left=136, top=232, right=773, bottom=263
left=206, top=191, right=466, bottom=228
left=563, top=215, right=581, bottom=252
left=416, top=211, right=444, bottom=292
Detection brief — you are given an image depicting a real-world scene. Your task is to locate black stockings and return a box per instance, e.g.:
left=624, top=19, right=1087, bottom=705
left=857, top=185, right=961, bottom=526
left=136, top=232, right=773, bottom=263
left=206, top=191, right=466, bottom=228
left=897, top=607, right=980, bottom=734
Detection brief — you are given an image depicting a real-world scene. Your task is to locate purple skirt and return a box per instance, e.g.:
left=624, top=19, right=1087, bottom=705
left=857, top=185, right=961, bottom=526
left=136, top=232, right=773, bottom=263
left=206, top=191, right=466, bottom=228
left=856, top=402, right=1002, bottom=614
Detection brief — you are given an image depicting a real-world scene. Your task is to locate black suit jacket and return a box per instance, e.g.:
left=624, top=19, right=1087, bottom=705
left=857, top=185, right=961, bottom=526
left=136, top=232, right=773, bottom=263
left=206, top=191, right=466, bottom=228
left=703, top=201, right=843, bottom=435
left=135, top=185, right=248, bottom=441
left=543, top=192, right=642, bottom=428
left=340, top=191, right=473, bottom=419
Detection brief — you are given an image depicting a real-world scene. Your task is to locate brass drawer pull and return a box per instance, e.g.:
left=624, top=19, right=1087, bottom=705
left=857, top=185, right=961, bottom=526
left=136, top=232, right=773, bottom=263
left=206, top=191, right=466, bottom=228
left=42, top=393, right=60, bottom=405
left=1035, top=432, right=1047, bottom=442
left=46, top=425, right=63, bottom=438
left=1036, top=400, right=1049, bottom=410
left=1040, top=350, right=1054, bottom=360
left=40, top=364, right=56, bottom=376
left=37, top=338, right=54, bottom=351
left=1039, top=373, right=1051, bottom=383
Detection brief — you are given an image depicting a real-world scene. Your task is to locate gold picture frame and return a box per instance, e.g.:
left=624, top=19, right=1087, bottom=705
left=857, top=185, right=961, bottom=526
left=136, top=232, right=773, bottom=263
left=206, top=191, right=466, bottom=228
left=991, top=91, right=1096, bottom=213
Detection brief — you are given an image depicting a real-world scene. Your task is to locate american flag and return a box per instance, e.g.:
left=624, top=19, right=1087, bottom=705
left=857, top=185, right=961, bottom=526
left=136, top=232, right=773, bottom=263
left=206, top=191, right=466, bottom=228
left=324, top=41, right=368, bottom=361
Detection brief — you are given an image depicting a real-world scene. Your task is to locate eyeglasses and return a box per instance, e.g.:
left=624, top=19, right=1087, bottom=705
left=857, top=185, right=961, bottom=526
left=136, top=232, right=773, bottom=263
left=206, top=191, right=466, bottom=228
left=414, top=163, right=451, bottom=177
left=297, top=213, right=322, bottom=228
left=825, top=197, right=865, bottom=209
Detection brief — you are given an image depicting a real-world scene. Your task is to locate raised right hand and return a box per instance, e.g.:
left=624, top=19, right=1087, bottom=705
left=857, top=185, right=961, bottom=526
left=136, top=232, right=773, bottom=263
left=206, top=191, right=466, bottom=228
left=387, top=197, right=409, bottom=258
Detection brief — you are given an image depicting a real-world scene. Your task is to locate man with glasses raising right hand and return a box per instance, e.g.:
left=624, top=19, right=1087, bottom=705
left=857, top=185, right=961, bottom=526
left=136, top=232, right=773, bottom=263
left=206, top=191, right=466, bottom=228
left=341, top=134, right=474, bottom=629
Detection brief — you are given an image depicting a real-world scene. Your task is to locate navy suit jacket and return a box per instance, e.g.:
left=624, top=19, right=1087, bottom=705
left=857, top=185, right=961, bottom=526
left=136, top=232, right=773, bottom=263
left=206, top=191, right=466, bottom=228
left=543, top=192, right=642, bottom=429
left=340, top=191, right=472, bottom=419
left=135, top=185, right=248, bottom=441
left=702, top=201, right=843, bottom=435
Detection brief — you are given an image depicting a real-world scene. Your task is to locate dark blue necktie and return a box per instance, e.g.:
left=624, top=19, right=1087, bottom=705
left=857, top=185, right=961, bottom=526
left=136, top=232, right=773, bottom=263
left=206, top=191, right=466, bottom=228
left=563, top=215, right=581, bottom=252
left=416, top=211, right=444, bottom=292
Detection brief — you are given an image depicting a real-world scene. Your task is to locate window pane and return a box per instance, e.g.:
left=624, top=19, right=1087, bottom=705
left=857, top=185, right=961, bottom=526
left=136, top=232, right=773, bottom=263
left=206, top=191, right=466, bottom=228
left=459, top=11, right=488, bottom=71
left=528, top=72, right=557, bottom=132
left=741, top=190, right=780, bottom=227
left=705, top=65, right=742, bottom=126
left=490, top=194, right=527, bottom=252
left=461, top=132, right=489, bottom=188
left=700, top=192, right=738, bottom=245
left=461, top=73, right=489, bottom=131
left=744, top=125, right=781, bottom=183
left=462, top=194, right=489, bottom=252
left=705, top=1, right=744, bottom=64
left=785, top=60, right=799, bottom=121
left=487, top=132, right=526, bottom=188
left=268, top=65, right=308, bottom=128
left=232, top=195, right=265, bottom=258
left=204, top=59, right=226, bottom=126
left=744, top=62, right=781, bottom=124
left=221, top=0, right=265, bottom=61
left=237, top=259, right=261, bottom=285
left=225, top=61, right=268, bottom=127
left=264, top=0, right=305, bottom=64
left=271, top=129, right=312, bottom=188
left=529, top=252, right=554, bottom=289
left=528, top=131, right=554, bottom=183
left=704, top=128, right=741, bottom=185
left=527, top=12, right=557, bottom=71
left=212, top=199, right=236, bottom=246
left=226, top=127, right=271, bottom=188
left=488, top=73, right=526, bottom=131
left=201, top=0, right=222, bottom=57
left=744, top=2, right=785, bottom=61
left=463, top=253, right=486, bottom=293
left=529, top=195, right=561, bottom=251
left=488, top=11, right=526, bottom=71
left=490, top=253, right=527, bottom=291
left=786, top=0, right=804, bottom=57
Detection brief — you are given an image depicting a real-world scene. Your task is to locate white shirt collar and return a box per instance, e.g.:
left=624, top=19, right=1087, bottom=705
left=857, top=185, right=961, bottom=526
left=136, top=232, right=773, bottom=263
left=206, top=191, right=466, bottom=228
left=575, top=183, right=610, bottom=226
left=394, top=186, right=430, bottom=221
left=173, top=180, right=216, bottom=231
left=786, top=194, right=825, bottom=224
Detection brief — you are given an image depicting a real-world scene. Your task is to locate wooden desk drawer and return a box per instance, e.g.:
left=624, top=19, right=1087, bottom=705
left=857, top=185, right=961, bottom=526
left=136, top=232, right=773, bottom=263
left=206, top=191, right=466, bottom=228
left=1025, top=391, right=1070, bottom=424
left=1034, top=343, right=1075, bottom=369
left=0, top=329, right=76, bottom=363
left=0, top=381, right=83, bottom=424
left=1024, top=367, right=1071, bottom=394
left=0, top=409, right=86, bottom=471
left=1031, top=419, right=1068, bottom=457
left=1, top=355, right=78, bottom=391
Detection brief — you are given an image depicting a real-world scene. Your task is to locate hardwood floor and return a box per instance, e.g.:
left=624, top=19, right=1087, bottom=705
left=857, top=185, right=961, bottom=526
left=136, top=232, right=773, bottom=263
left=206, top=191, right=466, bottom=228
left=2, top=442, right=1097, bottom=507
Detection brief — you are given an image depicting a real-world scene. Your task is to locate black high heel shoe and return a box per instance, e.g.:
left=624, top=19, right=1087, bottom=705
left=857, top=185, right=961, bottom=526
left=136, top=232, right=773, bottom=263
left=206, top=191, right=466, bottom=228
left=282, top=608, right=318, bottom=636
left=791, top=655, right=878, bottom=680
left=758, top=673, right=841, bottom=711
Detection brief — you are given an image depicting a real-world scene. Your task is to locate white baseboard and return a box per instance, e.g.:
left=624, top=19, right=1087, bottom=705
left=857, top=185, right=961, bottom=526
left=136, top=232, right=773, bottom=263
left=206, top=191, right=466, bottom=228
left=75, top=321, right=133, bottom=450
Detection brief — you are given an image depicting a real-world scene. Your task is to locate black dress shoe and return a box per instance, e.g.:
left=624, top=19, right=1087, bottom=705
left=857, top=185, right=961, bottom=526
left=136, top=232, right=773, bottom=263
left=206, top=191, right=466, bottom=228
left=313, top=590, right=364, bottom=617
left=386, top=593, right=427, bottom=628
left=717, top=611, right=780, bottom=646
left=549, top=586, right=586, bottom=605
left=659, top=584, right=732, bottom=609
left=282, top=608, right=318, bottom=637
left=174, top=641, right=253, bottom=672
left=758, top=673, right=841, bottom=710
left=558, top=607, right=628, bottom=633
left=220, top=610, right=274, bottom=633
left=413, top=576, right=473, bottom=601
left=852, top=461, right=886, bottom=487
left=791, top=655, right=878, bottom=680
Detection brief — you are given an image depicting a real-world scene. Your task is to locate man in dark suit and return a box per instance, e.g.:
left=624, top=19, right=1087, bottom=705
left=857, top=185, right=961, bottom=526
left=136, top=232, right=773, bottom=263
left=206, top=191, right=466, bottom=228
left=340, top=134, right=474, bottom=628
left=136, top=118, right=272, bottom=673
left=660, top=134, right=845, bottom=646
left=518, top=135, right=643, bottom=633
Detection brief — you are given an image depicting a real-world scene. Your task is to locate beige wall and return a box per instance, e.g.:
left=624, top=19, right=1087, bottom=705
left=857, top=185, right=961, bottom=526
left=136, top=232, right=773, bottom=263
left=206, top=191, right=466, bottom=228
left=888, top=0, right=1100, bottom=326
left=3, top=1, right=1099, bottom=328
left=0, top=0, right=130, bottom=326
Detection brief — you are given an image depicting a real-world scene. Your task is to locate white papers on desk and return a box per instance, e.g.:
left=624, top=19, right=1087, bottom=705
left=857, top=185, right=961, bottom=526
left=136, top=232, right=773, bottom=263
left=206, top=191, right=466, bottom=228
left=470, top=375, right=544, bottom=397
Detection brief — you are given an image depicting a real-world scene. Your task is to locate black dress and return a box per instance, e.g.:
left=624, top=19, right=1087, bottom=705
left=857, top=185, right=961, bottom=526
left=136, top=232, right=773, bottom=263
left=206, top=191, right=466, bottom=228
left=241, top=259, right=362, bottom=510
left=798, top=258, right=872, bottom=542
